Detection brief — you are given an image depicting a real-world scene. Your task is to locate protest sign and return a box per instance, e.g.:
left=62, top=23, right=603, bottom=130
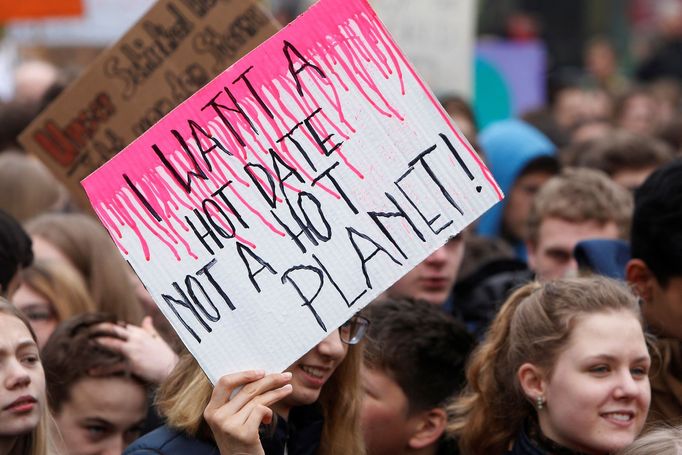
left=82, top=0, right=503, bottom=384
left=301, top=0, right=477, bottom=98
left=19, top=0, right=279, bottom=208
left=370, top=0, right=477, bottom=98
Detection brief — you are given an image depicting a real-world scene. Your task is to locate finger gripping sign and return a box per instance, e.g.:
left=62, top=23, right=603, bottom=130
left=82, top=0, right=503, bottom=384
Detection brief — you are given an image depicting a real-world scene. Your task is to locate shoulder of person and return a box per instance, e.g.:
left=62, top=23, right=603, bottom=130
left=124, top=425, right=219, bottom=455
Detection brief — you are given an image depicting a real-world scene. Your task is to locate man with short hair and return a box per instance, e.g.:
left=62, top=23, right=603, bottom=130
left=383, top=233, right=465, bottom=306
left=526, top=167, right=632, bottom=281
left=575, top=131, right=674, bottom=191
left=42, top=313, right=149, bottom=455
left=452, top=167, right=632, bottom=338
left=625, top=159, right=682, bottom=422
left=361, top=299, right=474, bottom=455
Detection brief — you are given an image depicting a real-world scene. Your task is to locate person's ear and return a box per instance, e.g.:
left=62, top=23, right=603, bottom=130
left=407, top=408, right=447, bottom=450
left=626, top=259, right=655, bottom=304
left=518, top=363, right=546, bottom=405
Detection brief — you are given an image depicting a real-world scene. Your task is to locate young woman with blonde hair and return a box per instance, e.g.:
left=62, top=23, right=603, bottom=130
left=11, top=259, right=96, bottom=348
left=25, top=213, right=143, bottom=324
left=124, top=315, right=369, bottom=455
left=0, top=299, right=51, bottom=455
left=448, top=276, right=651, bottom=454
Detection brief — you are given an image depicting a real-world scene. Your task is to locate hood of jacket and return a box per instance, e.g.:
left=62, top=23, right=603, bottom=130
left=476, top=119, right=556, bottom=238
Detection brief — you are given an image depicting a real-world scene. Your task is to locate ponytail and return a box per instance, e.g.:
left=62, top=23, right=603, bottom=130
left=447, top=282, right=541, bottom=454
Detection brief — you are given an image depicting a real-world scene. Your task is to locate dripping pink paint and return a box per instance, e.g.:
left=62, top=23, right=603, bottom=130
left=82, top=0, right=500, bottom=261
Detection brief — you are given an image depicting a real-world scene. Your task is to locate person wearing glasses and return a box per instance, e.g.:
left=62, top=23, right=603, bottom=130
left=124, top=314, right=370, bottom=455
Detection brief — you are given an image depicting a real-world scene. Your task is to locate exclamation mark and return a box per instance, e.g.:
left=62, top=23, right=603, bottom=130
left=439, top=133, right=482, bottom=193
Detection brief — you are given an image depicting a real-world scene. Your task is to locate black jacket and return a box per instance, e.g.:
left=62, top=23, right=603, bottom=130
left=124, top=404, right=323, bottom=455
left=508, top=422, right=590, bottom=455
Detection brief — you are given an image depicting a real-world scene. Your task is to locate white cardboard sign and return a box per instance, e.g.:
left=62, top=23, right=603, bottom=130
left=82, top=0, right=502, bottom=384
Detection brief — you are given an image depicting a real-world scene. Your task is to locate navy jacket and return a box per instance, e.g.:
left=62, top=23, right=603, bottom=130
left=124, top=404, right=323, bottom=455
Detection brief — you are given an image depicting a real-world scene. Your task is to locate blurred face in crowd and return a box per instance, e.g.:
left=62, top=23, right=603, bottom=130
left=586, top=41, right=617, bottom=81
left=30, top=235, right=72, bottom=267
left=503, top=170, right=555, bottom=242
left=384, top=234, right=465, bottom=306
left=0, top=313, right=46, bottom=441
left=53, top=376, right=147, bottom=455
left=617, top=94, right=657, bottom=136
left=277, top=330, right=348, bottom=416
left=527, top=217, right=620, bottom=281
left=361, top=365, right=433, bottom=455
left=523, top=311, right=650, bottom=454
left=11, top=284, right=57, bottom=349
left=570, top=120, right=612, bottom=145
left=554, top=88, right=586, bottom=131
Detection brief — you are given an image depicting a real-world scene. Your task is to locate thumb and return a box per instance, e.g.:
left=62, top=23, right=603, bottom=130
left=141, top=316, right=156, bottom=334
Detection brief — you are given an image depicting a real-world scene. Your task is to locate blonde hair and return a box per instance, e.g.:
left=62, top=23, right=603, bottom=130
left=526, top=167, right=633, bottom=245
left=447, top=276, right=643, bottom=455
left=0, top=299, right=50, bottom=455
left=25, top=213, right=143, bottom=323
left=158, top=344, right=365, bottom=455
left=20, top=260, right=96, bottom=322
left=617, top=426, right=682, bottom=455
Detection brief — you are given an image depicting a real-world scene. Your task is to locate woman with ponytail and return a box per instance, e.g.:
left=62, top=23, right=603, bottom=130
left=448, top=276, right=651, bottom=454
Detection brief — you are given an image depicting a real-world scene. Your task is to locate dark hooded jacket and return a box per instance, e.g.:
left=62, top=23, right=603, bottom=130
left=123, top=404, right=323, bottom=455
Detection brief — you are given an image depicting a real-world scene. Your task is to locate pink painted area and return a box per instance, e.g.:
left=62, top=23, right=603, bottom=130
left=82, top=0, right=499, bottom=261
left=364, top=8, right=503, bottom=200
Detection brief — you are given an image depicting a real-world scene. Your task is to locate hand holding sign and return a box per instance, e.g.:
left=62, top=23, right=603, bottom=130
left=205, top=371, right=292, bottom=455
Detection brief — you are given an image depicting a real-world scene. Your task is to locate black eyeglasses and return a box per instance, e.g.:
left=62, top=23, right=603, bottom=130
left=338, top=315, right=369, bottom=345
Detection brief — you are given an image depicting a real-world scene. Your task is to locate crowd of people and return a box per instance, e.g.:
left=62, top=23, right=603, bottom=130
left=2, top=6, right=682, bottom=455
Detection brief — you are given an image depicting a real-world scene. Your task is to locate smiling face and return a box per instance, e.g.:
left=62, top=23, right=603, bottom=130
left=0, top=313, right=46, bottom=439
left=53, top=376, right=147, bottom=455
left=278, top=330, right=348, bottom=415
left=384, top=235, right=465, bottom=305
left=535, top=311, right=650, bottom=454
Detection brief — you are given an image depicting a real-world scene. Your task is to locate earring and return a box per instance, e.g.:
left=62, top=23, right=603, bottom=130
left=536, top=396, right=545, bottom=410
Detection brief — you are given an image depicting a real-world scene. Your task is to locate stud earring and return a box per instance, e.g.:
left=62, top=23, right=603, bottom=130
left=536, top=396, right=545, bottom=410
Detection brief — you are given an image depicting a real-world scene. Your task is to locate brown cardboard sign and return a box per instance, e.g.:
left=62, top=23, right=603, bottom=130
left=19, top=0, right=279, bottom=208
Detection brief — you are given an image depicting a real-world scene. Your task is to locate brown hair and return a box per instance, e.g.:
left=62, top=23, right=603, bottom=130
left=0, top=299, right=50, bottom=455
left=41, top=312, right=147, bottom=413
left=575, top=131, right=674, bottom=177
left=526, top=167, right=633, bottom=245
left=25, top=213, right=143, bottom=323
left=447, top=276, right=643, bottom=454
left=20, top=259, right=96, bottom=323
left=617, top=426, right=682, bottom=455
left=0, top=152, right=69, bottom=222
left=157, top=343, right=365, bottom=455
